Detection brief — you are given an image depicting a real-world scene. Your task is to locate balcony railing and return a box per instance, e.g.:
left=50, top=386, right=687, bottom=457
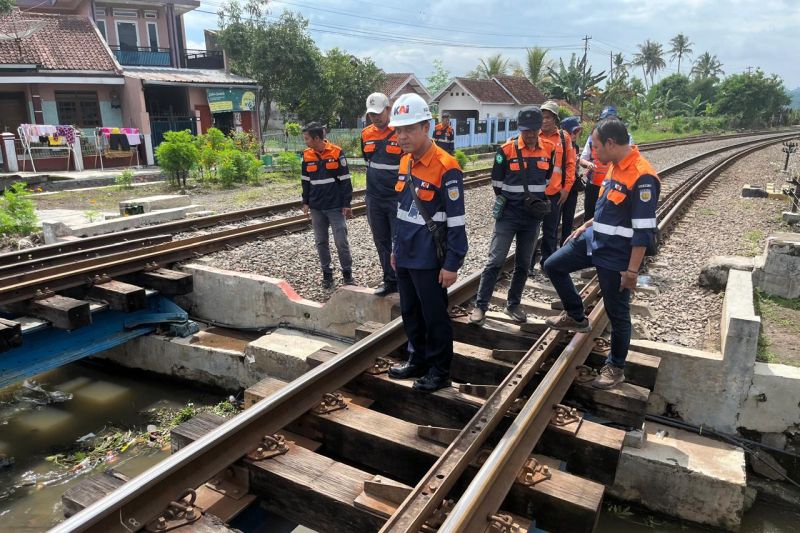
left=182, top=49, right=224, bottom=69
left=111, top=45, right=172, bottom=67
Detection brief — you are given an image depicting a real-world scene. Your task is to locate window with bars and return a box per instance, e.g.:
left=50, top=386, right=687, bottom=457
left=55, top=91, right=102, bottom=127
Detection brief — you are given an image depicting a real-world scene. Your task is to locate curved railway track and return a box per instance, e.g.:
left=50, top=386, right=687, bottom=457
left=47, top=131, right=797, bottom=532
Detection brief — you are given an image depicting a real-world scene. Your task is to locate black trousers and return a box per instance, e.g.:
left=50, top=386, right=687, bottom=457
left=584, top=182, right=601, bottom=223
left=397, top=266, right=453, bottom=378
left=560, top=185, right=579, bottom=244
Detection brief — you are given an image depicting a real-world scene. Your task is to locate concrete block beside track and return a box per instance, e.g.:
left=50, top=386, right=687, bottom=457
left=41, top=205, right=204, bottom=243
left=753, top=232, right=800, bottom=298
left=175, top=263, right=399, bottom=338
left=610, top=421, right=746, bottom=531
left=118, top=194, right=191, bottom=214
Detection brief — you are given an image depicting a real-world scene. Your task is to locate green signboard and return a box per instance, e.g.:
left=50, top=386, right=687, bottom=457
left=206, top=88, right=257, bottom=114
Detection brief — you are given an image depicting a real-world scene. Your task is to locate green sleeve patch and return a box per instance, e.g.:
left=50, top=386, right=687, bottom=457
left=495, top=153, right=504, bottom=164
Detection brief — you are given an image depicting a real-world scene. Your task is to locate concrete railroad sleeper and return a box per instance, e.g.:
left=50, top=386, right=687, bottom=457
left=1, top=130, right=793, bottom=271
left=51, top=133, right=796, bottom=532
left=1, top=132, right=796, bottom=308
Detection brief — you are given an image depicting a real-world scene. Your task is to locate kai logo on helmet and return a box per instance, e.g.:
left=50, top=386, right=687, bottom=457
left=394, top=104, right=410, bottom=115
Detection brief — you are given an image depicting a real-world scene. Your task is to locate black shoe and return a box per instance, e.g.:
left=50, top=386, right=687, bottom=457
left=388, top=362, right=428, bottom=380
left=412, top=374, right=452, bottom=392
left=342, top=271, right=355, bottom=285
left=374, top=283, right=398, bottom=297
left=322, top=273, right=334, bottom=289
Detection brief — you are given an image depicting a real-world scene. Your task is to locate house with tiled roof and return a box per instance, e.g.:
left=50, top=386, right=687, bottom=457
left=430, top=76, right=547, bottom=122
left=1, top=1, right=260, bottom=171
left=380, top=73, right=431, bottom=103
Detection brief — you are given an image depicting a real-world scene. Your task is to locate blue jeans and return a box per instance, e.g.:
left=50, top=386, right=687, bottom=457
left=397, top=267, right=453, bottom=378
left=310, top=208, right=352, bottom=274
left=475, top=213, right=541, bottom=310
left=542, top=235, right=632, bottom=368
left=366, top=195, right=397, bottom=285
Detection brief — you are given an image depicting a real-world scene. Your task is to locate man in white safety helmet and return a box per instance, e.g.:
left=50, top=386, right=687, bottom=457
left=386, top=93, right=468, bottom=393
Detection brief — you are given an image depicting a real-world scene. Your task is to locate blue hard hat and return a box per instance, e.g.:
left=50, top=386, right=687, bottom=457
left=599, top=106, right=618, bottom=120
left=560, top=116, right=581, bottom=135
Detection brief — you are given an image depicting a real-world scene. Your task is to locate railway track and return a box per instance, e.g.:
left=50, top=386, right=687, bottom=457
left=1, top=130, right=795, bottom=277
left=1, top=131, right=797, bottom=307
left=49, top=132, right=797, bottom=532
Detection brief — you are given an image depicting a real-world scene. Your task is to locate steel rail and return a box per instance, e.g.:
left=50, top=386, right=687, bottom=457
left=47, top=267, right=485, bottom=533
left=4, top=129, right=794, bottom=269
left=45, top=131, right=797, bottom=533
left=0, top=167, right=492, bottom=267
left=432, top=132, right=799, bottom=532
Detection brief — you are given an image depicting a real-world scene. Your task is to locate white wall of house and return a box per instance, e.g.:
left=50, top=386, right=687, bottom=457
left=436, top=92, right=523, bottom=120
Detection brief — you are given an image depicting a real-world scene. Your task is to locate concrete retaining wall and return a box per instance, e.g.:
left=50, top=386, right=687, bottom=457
left=175, top=263, right=398, bottom=339
left=738, top=362, right=800, bottom=433
left=753, top=232, right=800, bottom=299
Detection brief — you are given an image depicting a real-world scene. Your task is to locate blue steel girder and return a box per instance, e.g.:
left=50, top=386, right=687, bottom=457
left=0, top=295, right=190, bottom=390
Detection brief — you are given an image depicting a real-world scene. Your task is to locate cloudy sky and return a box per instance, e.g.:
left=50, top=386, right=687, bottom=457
left=183, top=0, right=800, bottom=90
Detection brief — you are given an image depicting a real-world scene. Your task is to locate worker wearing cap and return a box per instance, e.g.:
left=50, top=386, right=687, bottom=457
left=579, top=105, right=633, bottom=221
left=387, top=93, right=468, bottom=393
left=544, top=117, right=660, bottom=389
left=558, top=116, right=584, bottom=245
left=362, top=92, right=402, bottom=297
left=470, top=107, right=556, bottom=326
left=530, top=100, right=576, bottom=272
left=433, top=112, right=455, bottom=154
left=301, top=122, right=354, bottom=289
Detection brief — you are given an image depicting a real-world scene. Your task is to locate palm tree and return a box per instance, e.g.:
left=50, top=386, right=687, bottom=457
left=632, top=40, right=666, bottom=89
left=611, top=52, right=628, bottom=81
left=524, top=47, right=552, bottom=86
left=473, top=54, right=510, bottom=79
left=690, top=52, right=724, bottom=80
left=668, top=33, right=694, bottom=74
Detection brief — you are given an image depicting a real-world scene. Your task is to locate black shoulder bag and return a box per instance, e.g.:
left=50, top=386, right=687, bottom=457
left=514, top=140, right=551, bottom=218
left=406, top=159, right=448, bottom=262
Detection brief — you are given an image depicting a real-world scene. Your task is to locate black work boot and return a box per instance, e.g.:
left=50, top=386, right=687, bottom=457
left=374, top=283, right=398, bottom=297
left=412, top=373, right=452, bottom=393
left=342, top=271, right=355, bottom=285
left=322, top=272, right=334, bottom=289
left=388, top=362, right=428, bottom=380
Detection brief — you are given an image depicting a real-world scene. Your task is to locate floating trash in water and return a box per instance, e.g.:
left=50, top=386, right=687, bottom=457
left=12, top=380, right=73, bottom=406
left=75, top=433, right=95, bottom=443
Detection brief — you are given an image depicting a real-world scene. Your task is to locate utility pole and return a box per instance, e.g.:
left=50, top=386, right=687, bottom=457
left=609, top=50, right=613, bottom=80
left=746, top=66, right=753, bottom=74
left=580, top=35, right=591, bottom=121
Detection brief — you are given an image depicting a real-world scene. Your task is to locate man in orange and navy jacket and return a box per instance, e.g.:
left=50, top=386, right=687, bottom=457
left=386, top=93, right=468, bottom=393
left=532, top=100, right=576, bottom=271
left=432, top=112, right=455, bottom=154
left=362, top=92, right=403, bottom=296
left=301, top=122, right=354, bottom=290
left=469, top=107, right=557, bottom=326
left=544, top=117, right=660, bottom=390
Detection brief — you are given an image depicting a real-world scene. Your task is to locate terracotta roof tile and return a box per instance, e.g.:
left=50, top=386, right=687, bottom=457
left=0, top=11, right=117, bottom=72
left=381, top=73, right=413, bottom=98
left=455, top=77, right=514, bottom=104
left=494, top=76, right=547, bottom=105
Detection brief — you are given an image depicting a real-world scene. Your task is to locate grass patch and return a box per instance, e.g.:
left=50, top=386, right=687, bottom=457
left=754, top=290, right=800, bottom=364
left=697, top=207, right=718, bottom=216
left=742, top=229, right=765, bottom=256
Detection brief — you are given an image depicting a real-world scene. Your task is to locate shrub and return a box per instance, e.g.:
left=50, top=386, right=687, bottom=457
left=284, top=122, right=302, bottom=137
left=453, top=149, right=469, bottom=170
left=155, top=130, right=199, bottom=189
left=274, top=151, right=301, bottom=178
left=217, top=149, right=262, bottom=187
left=0, top=182, right=38, bottom=236
left=231, top=131, right=261, bottom=157
left=115, top=169, right=134, bottom=189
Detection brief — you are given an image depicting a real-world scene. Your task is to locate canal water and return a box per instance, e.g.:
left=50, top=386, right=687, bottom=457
left=0, top=362, right=223, bottom=531
left=0, top=361, right=797, bottom=532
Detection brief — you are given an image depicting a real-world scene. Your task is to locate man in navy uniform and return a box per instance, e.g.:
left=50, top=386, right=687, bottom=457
left=362, top=92, right=403, bottom=296
left=544, top=117, right=660, bottom=389
left=387, top=94, right=468, bottom=392
left=433, top=112, right=455, bottom=154
left=301, top=122, right=354, bottom=289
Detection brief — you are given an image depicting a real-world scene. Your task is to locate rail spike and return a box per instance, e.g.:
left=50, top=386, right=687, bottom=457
left=516, top=457, right=551, bottom=487
left=365, top=356, right=392, bottom=375
left=311, top=392, right=348, bottom=414
left=245, top=433, right=289, bottom=461
left=486, top=513, right=523, bottom=533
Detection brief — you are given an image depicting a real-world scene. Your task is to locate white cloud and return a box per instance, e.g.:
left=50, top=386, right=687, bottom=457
left=181, top=0, right=800, bottom=87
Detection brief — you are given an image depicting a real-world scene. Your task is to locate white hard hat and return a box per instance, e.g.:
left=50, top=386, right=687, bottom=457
left=388, top=93, right=432, bottom=128
left=366, top=92, right=390, bottom=114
